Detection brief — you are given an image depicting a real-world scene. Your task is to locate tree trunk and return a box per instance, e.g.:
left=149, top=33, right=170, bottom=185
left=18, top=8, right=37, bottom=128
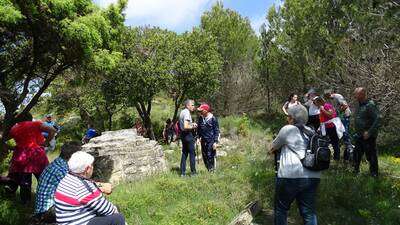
left=172, top=94, right=185, bottom=122
left=135, top=101, right=155, bottom=140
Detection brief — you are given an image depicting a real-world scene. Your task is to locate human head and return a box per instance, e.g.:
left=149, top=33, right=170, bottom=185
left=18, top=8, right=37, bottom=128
left=287, top=105, right=308, bottom=125
left=60, top=141, right=82, bottom=161
left=288, top=93, right=298, bottom=102
left=354, top=87, right=367, bottom=102
left=306, top=88, right=317, bottom=99
left=45, top=114, right=52, bottom=122
left=323, top=89, right=334, bottom=100
left=184, top=99, right=195, bottom=112
left=313, top=96, right=325, bottom=107
left=166, top=118, right=171, bottom=124
left=197, top=103, right=210, bottom=116
left=68, top=151, right=95, bottom=178
left=15, top=112, right=33, bottom=123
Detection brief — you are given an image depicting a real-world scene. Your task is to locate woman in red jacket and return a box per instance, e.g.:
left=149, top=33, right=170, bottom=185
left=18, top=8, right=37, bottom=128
left=5, top=113, right=56, bottom=204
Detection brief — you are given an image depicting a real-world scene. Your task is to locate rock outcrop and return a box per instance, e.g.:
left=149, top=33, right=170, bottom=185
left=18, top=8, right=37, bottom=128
left=82, top=129, right=167, bottom=184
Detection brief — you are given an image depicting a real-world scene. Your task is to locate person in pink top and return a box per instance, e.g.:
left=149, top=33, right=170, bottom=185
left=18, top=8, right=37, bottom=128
left=4, top=112, right=56, bottom=204
left=313, top=96, right=341, bottom=161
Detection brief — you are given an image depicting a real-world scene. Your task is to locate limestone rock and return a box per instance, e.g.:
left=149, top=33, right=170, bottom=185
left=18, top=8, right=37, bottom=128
left=82, top=129, right=167, bottom=184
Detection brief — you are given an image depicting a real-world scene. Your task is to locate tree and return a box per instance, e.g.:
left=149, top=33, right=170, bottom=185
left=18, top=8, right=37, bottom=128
left=115, top=27, right=174, bottom=140
left=200, top=2, right=260, bottom=115
left=168, top=28, right=222, bottom=121
left=0, top=0, right=126, bottom=157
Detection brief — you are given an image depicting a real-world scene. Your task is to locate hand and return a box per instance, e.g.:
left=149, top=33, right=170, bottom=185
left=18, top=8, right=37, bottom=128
left=97, top=182, right=113, bottom=195
left=213, top=143, right=218, bottom=150
left=363, top=131, right=370, bottom=140
left=319, top=106, right=325, bottom=111
left=196, top=139, right=201, bottom=146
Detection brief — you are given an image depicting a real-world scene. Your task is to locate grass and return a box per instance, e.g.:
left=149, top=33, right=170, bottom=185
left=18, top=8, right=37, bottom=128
left=1, top=115, right=400, bottom=225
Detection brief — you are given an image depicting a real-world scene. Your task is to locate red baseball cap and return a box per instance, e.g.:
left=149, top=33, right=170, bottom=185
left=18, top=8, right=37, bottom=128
left=197, top=104, right=210, bottom=112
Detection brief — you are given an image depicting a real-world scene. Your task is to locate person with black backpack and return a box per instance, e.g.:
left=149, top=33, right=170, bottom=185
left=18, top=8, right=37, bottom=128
left=269, top=105, right=322, bottom=225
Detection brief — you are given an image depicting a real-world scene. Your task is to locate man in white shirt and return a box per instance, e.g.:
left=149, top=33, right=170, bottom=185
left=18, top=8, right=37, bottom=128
left=179, top=99, right=198, bottom=176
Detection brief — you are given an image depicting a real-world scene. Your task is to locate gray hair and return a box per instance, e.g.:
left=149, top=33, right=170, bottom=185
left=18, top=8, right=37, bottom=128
left=288, top=105, right=309, bottom=125
left=184, top=99, right=194, bottom=108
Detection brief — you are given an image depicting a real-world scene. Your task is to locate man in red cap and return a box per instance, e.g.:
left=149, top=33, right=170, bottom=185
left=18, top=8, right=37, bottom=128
left=197, top=103, right=220, bottom=172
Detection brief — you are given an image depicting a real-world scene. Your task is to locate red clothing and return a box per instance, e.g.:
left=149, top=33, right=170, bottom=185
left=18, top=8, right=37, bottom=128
left=319, top=103, right=337, bottom=128
left=9, top=121, right=49, bottom=174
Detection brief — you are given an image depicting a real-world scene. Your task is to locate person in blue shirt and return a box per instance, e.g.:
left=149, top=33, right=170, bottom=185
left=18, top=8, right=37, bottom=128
left=196, top=104, right=220, bottom=172
left=42, top=114, right=60, bottom=152
left=33, top=141, right=81, bottom=223
left=82, top=124, right=99, bottom=144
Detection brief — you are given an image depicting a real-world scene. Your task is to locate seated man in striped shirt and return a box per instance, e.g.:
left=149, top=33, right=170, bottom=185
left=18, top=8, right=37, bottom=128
left=55, top=151, right=125, bottom=225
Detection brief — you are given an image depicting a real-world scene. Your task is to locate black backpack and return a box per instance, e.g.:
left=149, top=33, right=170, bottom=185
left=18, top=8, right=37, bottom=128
left=295, top=125, right=331, bottom=171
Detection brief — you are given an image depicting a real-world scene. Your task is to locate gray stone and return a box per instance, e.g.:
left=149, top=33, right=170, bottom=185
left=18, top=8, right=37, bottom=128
left=82, top=129, right=167, bottom=184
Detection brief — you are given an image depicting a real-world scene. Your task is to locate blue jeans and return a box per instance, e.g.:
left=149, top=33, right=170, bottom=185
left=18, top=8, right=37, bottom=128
left=275, top=178, right=320, bottom=225
left=201, top=140, right=216, bottom=171
left=180, top=133, right=196, bottom=175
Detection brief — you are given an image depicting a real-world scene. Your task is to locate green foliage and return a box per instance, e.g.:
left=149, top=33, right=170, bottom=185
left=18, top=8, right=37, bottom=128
left=0, top=0, right=126, bottom=156
left=200, top=2, right=261, bottom=114
left=168, top=28, right=222, bottom=120
left=238, top=113, right=250, bottom=137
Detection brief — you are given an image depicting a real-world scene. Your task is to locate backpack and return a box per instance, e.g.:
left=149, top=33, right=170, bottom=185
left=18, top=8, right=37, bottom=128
left=174, top=121, right=181, bottom=138
left=295, top=125, right=331, bottom=171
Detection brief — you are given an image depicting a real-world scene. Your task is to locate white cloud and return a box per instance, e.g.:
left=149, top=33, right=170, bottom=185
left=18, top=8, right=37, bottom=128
left=95, top=0, right=218, bottom=31
left=250, top=14, right=267, bottom=35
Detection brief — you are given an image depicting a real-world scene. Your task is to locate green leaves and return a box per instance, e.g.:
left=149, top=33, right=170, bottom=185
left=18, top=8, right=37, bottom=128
left=0, top=0, right=24, bottom=24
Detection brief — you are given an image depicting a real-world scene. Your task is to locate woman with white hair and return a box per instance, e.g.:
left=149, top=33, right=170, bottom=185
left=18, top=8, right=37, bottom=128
left=54, top=151, right=125, bottom=225
left=270, top=105, right=321, bottom=225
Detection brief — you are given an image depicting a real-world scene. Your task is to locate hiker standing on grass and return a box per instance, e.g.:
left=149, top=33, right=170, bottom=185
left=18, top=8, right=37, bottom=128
left=353, top=87, right=380, bottom=177
left=33, top=141, right=82, bottom=224
left=55, top=151, right=125, bottom=225
left=282, top=93, right=301, bottom=115
left=3, top=112, right=55, bottom=204
left=179, top=100, right=198, bottom=176
left=313, top=96, right=343, bottom=162
left=324, top=90, right=354, bottom=162
left=269, top=105, right=320, bottom=225
left=304, top=89, right=320, bottom=131
left=196, top=104, right=220, bottom=172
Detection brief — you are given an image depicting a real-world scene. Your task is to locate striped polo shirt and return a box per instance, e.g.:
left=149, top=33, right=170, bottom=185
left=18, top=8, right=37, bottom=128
left=55, top=173, right=118, bottom=225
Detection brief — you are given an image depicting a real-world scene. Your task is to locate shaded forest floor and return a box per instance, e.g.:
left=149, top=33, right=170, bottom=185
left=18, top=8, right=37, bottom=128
left=1, top=117, right=400, bottom=225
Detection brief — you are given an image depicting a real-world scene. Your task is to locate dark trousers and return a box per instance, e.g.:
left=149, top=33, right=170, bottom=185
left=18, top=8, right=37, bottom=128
left=275, top=178, right=320, bottom=225
left=201, top=140, right=216, bottom=171
left=326, top=126, right=340, bottom=161
left=7, top=172, right=40, bottom=203
left=341, top=116, right=353, bottom=161
left=87, top=214, right=125, bottom=225
left=180, top=133, right=196, bottom=175
left=307, top=115, right=320, bottom=131
left=354, top=136, right=379, bottom=175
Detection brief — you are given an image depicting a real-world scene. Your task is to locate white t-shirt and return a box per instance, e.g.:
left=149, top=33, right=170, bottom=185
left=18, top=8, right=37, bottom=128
left=179, top=108, right=192, bottom=131
left=306, top=100, right=320, bottom=116
left=283, top=101, right=300, bottom=110
left=272, top=125, right=321, bottom=179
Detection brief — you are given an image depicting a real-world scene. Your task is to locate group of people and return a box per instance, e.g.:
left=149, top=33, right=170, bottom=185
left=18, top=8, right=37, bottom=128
left=0, top=113, right=124, bottom=225
left=272, top=87, right=380, bottom=225
left=178, top=100, right=220, bottom=176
